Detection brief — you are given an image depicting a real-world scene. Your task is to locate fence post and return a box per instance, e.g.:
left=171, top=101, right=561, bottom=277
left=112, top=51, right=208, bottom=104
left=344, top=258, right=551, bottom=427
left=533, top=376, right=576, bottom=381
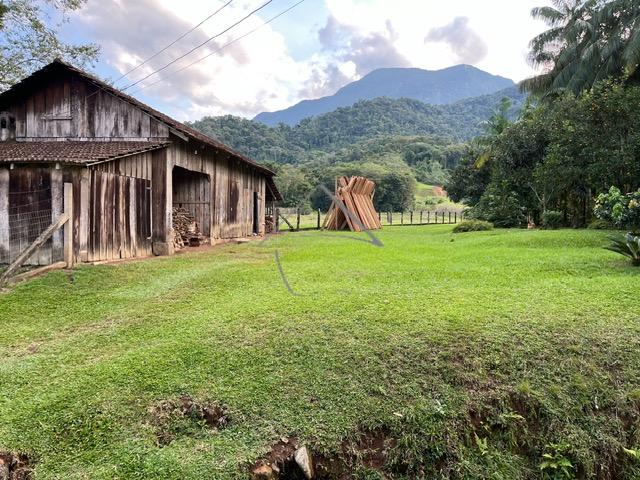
left=427, top=211, right=430, bottom=224
left=455, top=212, right=457, bottom=223
left=64, top=182, right=74, bottom=267
left=420, top=211, right=423, bottom=225
left=410, top=211, right=413, bottom=224
left=390, top=212, right=393, bottom=225
left=442, top=212, right=445, bottom=223
left=435, top=212, right=437, bottom=224
left=296, top=208, right=301, bottom=231
left=317, top=209, right=321, bottom=230
left=275, top=207, right=280, bottom=233
left=401, top=212, right=404, bottom=225
left=449, top=212, right=452, bottom=224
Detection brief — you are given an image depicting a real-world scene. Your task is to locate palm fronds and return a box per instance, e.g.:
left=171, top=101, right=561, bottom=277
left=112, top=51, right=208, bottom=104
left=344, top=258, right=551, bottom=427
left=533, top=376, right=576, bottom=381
left=604, top=233, right=640, bottom=266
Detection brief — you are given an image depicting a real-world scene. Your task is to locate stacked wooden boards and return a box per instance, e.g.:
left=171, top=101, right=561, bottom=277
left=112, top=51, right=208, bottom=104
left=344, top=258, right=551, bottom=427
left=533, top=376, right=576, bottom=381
left=323, top=176, right=382, bottom=231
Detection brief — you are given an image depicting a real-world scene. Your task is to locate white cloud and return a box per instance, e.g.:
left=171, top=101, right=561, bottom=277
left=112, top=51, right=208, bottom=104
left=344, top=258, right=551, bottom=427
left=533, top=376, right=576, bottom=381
left=68, top=0, right=551, bottom=120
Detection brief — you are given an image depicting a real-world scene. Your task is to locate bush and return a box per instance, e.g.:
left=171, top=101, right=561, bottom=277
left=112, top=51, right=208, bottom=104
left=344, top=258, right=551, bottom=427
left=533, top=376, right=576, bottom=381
left=541, top=210, right=563, bottom=229
left=594, top=187, right=640, bottom=231
left=587, top=219, right=614, bottom=230
left=453, top=220, right=494, bottom=233
left=468, top=183, right=525, bottom=228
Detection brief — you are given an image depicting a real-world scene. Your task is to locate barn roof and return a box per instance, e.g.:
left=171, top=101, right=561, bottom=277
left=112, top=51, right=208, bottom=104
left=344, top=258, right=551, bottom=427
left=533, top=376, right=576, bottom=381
left=0, top=141, right=169, bottom=164
left=0, top=59, right=278, bottom=179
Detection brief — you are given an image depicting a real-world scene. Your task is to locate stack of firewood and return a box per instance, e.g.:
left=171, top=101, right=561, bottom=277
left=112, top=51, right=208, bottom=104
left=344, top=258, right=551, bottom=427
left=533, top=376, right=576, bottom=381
left=172, top=207, right=205, bottom=248
left=323, top=176, right=382, bottom=231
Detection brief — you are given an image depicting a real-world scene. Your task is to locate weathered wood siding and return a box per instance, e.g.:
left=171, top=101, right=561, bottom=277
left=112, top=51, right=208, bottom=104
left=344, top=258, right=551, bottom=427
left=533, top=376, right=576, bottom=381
left=87, top=170, right=152, bottom=262
left=6, top=74, right=169, bottom=141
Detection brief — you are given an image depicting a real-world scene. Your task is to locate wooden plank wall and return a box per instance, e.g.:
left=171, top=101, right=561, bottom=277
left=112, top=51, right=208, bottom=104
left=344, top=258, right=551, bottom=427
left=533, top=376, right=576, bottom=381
left=7, top=74, right=170, bottom=141
left=173, top=166, right=211, bottom=236
left=87, top=170, right=152, bottom=262
left=168, top=141, right=266, bottom=240
left=92, top=151, right=154, bottom=180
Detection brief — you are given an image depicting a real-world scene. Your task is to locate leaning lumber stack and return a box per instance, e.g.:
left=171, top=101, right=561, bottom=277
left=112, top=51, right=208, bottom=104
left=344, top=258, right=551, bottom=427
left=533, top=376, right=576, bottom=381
left=323, top=176, right=382, bottom=231
left=172, top=207, right=205, bottom=248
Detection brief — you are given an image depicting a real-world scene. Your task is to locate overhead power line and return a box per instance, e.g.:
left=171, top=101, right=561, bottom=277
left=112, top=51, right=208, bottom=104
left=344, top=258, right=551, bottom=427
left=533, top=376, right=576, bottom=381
left=129, top=0, right=308, bottom=96
left=112, top=0, right=235, bottom=86
left=120, top=0, right=276, bottom=92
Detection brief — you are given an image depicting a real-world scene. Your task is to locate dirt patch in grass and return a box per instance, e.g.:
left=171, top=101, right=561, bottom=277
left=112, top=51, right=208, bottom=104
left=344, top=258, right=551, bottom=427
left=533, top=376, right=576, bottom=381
left=149, top=395, right=229, bottom=446
left=250, top=428, right=396, bottom=479
left=0, top=451, right=33, bottom=480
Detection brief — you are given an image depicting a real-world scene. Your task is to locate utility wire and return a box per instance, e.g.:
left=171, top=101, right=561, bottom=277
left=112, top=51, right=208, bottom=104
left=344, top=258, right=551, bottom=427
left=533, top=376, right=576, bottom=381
left=112, top=0, right=235, bottom=86
left=120, top=0, right=275, bottom=92
left=129, top=0, right=307, bottom=96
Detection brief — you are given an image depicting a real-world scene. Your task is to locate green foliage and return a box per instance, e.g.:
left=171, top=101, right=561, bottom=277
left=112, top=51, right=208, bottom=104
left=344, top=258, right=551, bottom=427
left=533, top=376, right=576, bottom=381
left=457, top=81, right=640, bottom=228
left=594, top=186, right=640, bottom=231
left=469, top=183, right=526, bottom=228
left=452, top=220, right=494, bottom=233
left=539, top=443, right=575, bottom=480
left=542, top=211, right=564, bottom=230
left=445, top=143, right=492, bottom=205
left=0, top=0, right=99, bottom=91
left=604, top=233, right=640, bottom=266
left=522, top=0, right=640, bottom=97
left=587, top=219, right=614, bottom=230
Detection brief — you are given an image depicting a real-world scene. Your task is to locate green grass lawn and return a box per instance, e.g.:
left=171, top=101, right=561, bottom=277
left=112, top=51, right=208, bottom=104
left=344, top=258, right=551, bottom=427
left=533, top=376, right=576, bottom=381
left=1, top=227, right=639, bottom=479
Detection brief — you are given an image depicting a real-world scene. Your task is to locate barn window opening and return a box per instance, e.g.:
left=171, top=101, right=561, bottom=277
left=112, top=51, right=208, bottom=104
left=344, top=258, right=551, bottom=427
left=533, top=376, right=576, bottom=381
left=172, top=166, right=211, bottom=239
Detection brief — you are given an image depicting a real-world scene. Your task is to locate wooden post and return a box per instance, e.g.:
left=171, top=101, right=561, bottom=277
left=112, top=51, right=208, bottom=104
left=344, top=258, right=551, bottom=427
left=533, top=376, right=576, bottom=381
left=64, top=183, right=74, bottom=267
left=275, top=207, right=280, bottom=233
left=420, top=211, right=423, bottom=225
left=296, top=208, right=301, bottom=231
left=410, top=211, right=413, bottom=224
left=454, top=212, right=457, bottom=223
left=317, top=209, right=321, bottom=230
left=449, top=212, right=452, bottom=224
left=435, top=212, right=437, bottom=224
left=442, top=212, right=445, bottom=223
left=390, top=212, right=393, bottom=225
left=427, top=211, right=430, bottom=224
left=401, top=212, right=404, bottom=225
left=0, top=167, right=8, bottom=263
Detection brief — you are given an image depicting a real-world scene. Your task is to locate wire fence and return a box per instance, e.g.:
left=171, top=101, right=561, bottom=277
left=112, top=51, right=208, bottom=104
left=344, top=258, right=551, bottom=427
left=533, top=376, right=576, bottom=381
left=276, top=208, right=465, bottom=232
left=1, top=189, right=53, bottom=265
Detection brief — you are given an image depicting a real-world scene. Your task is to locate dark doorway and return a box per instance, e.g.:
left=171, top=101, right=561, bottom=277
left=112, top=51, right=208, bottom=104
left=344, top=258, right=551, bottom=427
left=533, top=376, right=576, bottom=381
left=253, top=191, right=259, bottom=235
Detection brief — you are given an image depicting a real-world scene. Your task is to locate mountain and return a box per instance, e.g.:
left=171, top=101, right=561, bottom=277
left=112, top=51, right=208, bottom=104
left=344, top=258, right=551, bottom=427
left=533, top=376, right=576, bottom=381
left=189, top=86, right=527, bottom=162
left=253, top=65, right=515, bottom=127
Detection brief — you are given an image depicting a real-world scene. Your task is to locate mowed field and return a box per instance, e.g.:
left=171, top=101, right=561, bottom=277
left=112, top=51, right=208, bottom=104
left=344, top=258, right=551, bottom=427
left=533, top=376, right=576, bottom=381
left=1, top=226, right=639, bottom=479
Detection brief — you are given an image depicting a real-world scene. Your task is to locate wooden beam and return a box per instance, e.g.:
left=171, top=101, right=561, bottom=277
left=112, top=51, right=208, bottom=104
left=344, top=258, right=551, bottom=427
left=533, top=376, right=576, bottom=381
left=0, top=167, right=8, bottom=263
left=64, top=182, right=74, bottom=267
left=6, top=261, right=66, bottom=286
left=0, top=212, right=69, bottom=287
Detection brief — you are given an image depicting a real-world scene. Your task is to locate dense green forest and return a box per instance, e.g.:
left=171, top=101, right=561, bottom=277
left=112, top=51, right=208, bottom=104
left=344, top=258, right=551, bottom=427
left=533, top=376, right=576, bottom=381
left=189, top=87, right=526, bottom=211
left=448, top=0, right=640, bottom=230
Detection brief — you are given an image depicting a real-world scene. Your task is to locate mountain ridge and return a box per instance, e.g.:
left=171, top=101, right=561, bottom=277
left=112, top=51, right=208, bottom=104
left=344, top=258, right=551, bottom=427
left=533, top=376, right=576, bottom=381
left=254, top=65, right=515, bottom=127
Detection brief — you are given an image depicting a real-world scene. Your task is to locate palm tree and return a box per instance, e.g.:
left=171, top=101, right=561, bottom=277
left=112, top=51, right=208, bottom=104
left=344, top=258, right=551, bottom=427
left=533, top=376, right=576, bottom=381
left=521, top=0, right=640, bottom=97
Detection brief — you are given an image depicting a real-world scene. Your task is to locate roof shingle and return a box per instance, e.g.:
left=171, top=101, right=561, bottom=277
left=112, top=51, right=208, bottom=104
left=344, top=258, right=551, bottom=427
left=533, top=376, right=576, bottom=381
left=0, top=141, right=168, bottom=164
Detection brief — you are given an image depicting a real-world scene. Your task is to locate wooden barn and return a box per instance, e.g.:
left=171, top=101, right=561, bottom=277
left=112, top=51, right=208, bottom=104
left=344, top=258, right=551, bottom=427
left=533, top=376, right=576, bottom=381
left=0, top=60, right=282, bottom=267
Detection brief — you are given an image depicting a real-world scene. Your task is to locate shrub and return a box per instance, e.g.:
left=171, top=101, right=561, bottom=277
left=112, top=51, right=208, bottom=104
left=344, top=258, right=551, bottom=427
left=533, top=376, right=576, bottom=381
left=604, top=233, right=640, bottom=266
left=453, top=220, right=494, bottom=233
left=587, top=219, right=614, bottom=230
left=469, top=183, right=525, bottom=228
left=594, top=187, right=640, bottom=231
left=541, top=210, right=564, bottom=229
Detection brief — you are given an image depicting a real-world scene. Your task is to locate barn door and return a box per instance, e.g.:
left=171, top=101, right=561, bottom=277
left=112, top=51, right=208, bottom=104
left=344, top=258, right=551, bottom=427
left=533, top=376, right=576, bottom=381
left=88, top=170, right=151, bottom=262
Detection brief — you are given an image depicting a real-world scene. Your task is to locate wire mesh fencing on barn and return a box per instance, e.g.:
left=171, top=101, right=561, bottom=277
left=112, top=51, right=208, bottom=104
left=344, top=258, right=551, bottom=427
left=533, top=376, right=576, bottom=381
left=0, top=188, right=53, bottom=265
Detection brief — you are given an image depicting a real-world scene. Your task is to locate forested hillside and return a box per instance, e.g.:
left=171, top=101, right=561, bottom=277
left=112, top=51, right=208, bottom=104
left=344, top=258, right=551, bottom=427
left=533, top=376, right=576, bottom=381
left=188, top=86, right=526, bottom=212
left=189, top=86, right=526, bottom=162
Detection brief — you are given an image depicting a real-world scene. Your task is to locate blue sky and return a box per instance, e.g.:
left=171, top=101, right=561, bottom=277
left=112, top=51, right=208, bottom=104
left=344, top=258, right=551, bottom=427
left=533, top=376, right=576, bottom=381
left=60, top=0, right=550, bottom=121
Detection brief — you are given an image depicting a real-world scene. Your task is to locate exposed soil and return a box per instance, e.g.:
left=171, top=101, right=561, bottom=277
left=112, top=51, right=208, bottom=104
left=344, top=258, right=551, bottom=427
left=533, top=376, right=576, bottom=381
left=0, top=451, right=33, bottom=480
left=250, top=428, right=396, bottom=480
left=149, top=394, right=229, bottom=446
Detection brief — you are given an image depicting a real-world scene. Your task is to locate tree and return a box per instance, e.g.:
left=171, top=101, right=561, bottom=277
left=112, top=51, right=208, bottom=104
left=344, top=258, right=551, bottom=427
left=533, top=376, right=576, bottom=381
left=0, top=0, right=99, bottom=91
left=521, top=0, right=640, bottom=97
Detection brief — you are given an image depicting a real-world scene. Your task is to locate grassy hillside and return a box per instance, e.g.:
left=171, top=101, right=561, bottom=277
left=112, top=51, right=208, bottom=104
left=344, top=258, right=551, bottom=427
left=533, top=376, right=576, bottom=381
left=1, top=227, right=639, bottom=479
